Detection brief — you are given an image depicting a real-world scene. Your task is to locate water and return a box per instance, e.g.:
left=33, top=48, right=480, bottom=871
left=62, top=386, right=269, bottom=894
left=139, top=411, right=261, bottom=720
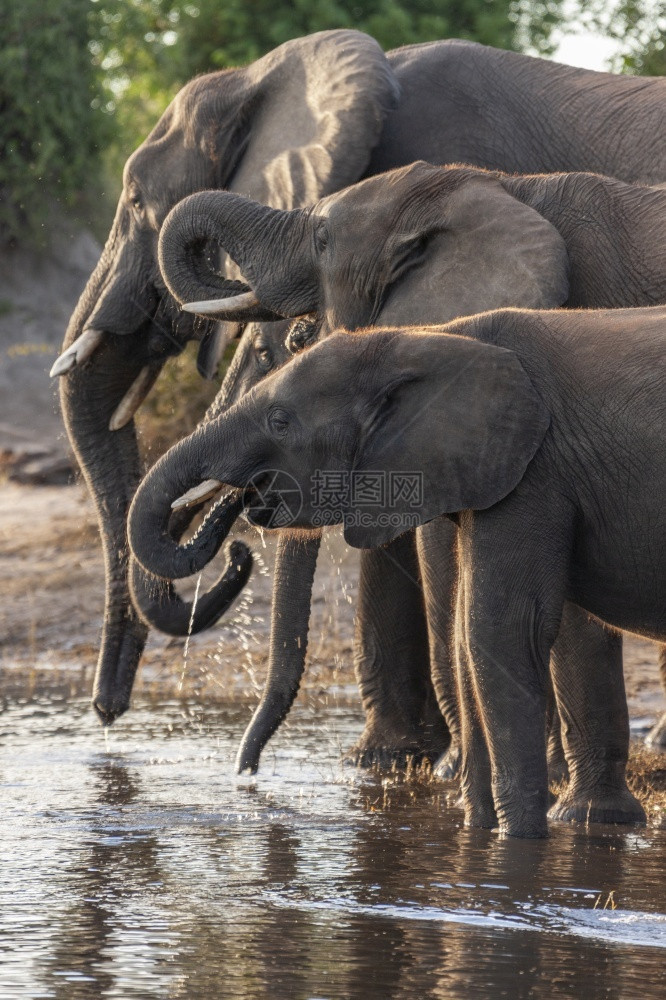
left=1, top=693, right=665, bottom=999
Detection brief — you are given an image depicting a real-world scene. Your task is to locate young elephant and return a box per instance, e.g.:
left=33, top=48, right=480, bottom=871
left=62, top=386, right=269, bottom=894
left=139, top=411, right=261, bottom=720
left=128, top=306, right=666, bottom=837
left=154, top=161, right=666, bottom=791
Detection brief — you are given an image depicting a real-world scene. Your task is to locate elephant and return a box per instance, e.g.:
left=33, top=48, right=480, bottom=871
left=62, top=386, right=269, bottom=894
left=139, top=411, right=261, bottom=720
left=52, top=31, right=666, bottom=753
left=53, top=29, right=399, bottom=723
left=127, top=304, right=666, bottom=838
left=146, top=160, right=666, bottom=819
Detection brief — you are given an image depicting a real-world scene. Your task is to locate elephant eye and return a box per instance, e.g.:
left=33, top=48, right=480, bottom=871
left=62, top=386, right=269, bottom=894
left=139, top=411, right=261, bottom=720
left=314, top=223, right=329, bottom=254
left=254, top=341, right=272, bottom=370
left=130, top=194, right=145, bottom=218
left=267, top=407, right=290, bottom=438
left=391, top=234, right=429, bottom=281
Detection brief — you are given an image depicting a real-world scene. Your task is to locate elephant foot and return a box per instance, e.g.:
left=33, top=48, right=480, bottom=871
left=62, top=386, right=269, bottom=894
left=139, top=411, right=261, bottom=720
left=433, top=744, right=461, bottom=781
left=348, top=721, right=448, bottom=771
left=347, top=743, right=440, bottom=771
left=497, top=816, right=549, bottom=839
left=646, top=712, right=666, bottom=748
left=461, top=797, right=498, bottom=830
left=548, top=785, right=646, bottom=826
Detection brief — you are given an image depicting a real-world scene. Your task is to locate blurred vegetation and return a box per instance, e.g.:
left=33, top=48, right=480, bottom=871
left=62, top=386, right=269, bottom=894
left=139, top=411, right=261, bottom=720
left=135, top=339, right=237, bottom=457
left=0, top=0, right=113, bottom=245
left=2, top=1, right=665, bottom=446
left=593, top=1, right=666, bottom=74
left=3, top=0, right=665, bottom=245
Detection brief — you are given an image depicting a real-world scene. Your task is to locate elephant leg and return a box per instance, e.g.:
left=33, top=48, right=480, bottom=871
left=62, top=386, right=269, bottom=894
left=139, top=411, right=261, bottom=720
left=548, top=603, right=646, bottom=825
left=646, top=644, right=666, bottom=748
left=415, top=518, right=462, bottom=780
left=545, top=684, right=568, bottom=786
left=455, top=504, right=575, bottom=838
left=454, top=569, right=496, bottom=828
left=351, top=531, right=450, bottom=768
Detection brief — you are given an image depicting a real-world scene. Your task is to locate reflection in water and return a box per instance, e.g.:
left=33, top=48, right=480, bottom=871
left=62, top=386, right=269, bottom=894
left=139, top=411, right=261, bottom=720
left=0, top=695, right=665, bottom=999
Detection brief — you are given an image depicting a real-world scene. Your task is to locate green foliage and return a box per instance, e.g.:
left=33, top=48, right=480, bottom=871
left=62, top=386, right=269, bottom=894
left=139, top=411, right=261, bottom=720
left=0, top=0, right=112, bottom=245
left=94, top=0, right=568, bottom=168
left=6, top=0, right=663, bottom=252
left=566, top=1, right=666, bottom=76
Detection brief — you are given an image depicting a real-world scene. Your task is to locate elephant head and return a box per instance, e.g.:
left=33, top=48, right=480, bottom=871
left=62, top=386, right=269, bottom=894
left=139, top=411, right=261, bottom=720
left=157, top=161, right=570, bottom=336
left=54, top=30, right=398, bottom=723
left=147, top=161, right=571, bottom=573
left=128, top=322, right=550, bottom=560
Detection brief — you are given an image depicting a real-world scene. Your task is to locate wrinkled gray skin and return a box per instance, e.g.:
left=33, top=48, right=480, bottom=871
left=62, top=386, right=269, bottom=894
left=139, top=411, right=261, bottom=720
left=59, top=31, right=666, bottom=750
left=128, top=306, right=666, bottom=837
left=149, top=162, right=666, bottom=819
left=58, top=30, right=398, bottom=722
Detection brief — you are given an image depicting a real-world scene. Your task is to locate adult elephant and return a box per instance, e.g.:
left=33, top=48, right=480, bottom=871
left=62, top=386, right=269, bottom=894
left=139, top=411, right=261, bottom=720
left=128, top=304, right=666, bottom=838
left=53, top=31, right=666, bottom=748
left=54, top=30, right=398, bottom=722
left=137, top=162, right=666, bottom=822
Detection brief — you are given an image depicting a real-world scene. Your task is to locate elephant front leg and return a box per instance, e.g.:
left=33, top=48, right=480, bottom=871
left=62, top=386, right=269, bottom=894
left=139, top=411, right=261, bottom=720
left=646, top=644, right=666, bottom=748
left=416, top=518, right=462, bottom=780
left=548, top=603, right=645, bottom=825
left=351, top=532, right=450, bottom=769
left=454, top=576, right=496, bottom=827
left=456, top=506, right=570, bottom=838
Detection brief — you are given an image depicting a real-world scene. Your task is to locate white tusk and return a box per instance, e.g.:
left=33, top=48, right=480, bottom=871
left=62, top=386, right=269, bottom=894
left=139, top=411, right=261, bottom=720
left=171, top=479, right=225, bottom=510
left=182, top=292, right=260, bottom=316
left=49, top=327, right=105, bottom=377
left=109, top=365, right=158, bottom=431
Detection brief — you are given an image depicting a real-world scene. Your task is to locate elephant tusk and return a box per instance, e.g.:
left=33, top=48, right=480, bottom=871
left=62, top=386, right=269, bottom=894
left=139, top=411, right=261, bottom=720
left=49, top=327, right=105, bottom=377
left=182, top=292, right=260, bottom=316
left=171, top=478, right=226, bottom=510
left=109, top=365, right=160, bottom=431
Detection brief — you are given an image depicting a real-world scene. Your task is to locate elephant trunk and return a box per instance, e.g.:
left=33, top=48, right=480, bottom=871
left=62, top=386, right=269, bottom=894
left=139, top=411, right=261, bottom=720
left=60, top=209, right=176, bottom=723
left=158, top=190, right=317, bottom=319
left=236, top=530, right=321, bottom=773
left=60, top=311, right=148, bottom=724
left=128, top=497, right=252, bottom=634
left=128, top=409, right=258, bottom=580
left=129, top=546, right=252, bottom=635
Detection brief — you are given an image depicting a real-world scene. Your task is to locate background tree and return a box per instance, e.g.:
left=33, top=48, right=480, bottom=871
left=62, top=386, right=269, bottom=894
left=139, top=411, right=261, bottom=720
left=0, top=0, right=111, bottom=245
left=93, top=0, right=567, bottom=180
left=4, top=0, right=664, bottom=246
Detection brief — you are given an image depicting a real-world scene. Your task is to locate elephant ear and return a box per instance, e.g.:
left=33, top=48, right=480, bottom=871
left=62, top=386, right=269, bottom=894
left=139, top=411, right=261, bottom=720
left=218, top=30, right=399, bottom=209
left=343, top=328, right=550, bottom=549
left=381, top=169, right=570, bottom=326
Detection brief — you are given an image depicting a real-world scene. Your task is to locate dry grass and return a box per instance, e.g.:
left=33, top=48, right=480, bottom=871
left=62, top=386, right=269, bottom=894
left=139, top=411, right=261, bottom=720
left=627, top=744, right=666, bottom=827
left=135, top=340, right=236, bottom=461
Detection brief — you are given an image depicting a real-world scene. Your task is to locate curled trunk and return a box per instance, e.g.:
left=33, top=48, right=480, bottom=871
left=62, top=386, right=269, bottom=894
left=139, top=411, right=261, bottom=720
left=129, top=544, right=251, bottom=636
left=158, top=191, right=317, bottom=319
left=128, top=491, right=252, bottom=633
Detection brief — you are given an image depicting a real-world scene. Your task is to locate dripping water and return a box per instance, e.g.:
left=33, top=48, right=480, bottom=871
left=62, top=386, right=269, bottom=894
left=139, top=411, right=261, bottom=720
left=179, top=572, right=202, bottom=692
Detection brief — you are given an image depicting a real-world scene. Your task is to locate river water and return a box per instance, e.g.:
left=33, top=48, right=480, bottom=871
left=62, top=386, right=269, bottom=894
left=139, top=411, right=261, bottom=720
left=1, top=692, right=665, bottom=999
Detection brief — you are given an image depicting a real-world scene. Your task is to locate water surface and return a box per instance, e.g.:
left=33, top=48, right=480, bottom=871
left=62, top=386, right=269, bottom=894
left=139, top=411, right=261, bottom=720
left=1, top=694, right=665, bottom=999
